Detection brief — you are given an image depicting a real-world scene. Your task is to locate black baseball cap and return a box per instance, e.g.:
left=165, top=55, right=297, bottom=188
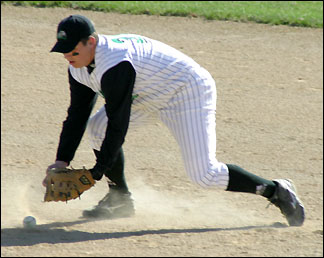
left=50, top=15, right=95, bottom=53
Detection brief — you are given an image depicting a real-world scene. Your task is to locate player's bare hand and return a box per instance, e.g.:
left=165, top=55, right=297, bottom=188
left=42, top=161, right=68, bottom=187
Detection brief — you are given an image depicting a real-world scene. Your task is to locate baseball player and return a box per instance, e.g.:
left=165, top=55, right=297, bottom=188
left=46, top=14, right=305, bottom=226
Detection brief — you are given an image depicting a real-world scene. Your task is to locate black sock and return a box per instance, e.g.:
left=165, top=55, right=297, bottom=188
left=226, top=164, right=276, bottom=198
left=93, top=148, right=129, bottom=193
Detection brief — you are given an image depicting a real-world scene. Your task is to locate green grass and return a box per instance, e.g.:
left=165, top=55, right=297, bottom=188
left=2, top=1, right=323, bottom=28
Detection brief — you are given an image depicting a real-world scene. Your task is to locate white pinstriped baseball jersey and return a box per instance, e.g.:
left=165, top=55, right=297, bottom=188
left=70, top=34, right=229, bottom=189
left=70, top=34, right=201, bottom=109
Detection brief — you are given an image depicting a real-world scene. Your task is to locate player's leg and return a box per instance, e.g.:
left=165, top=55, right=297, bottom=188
left=159, top=70, right=229, bottom=189
left=161, top=108, right=276, bottom=196
left=160, top=68, right=304, bottom=226
left=84, top=106, right=133, bottom=218
left=161, top=106, right=276, bottom=197
left=226, top=164, right=274, bottom=197
left=84, top=105, right=156, bottom=219
left=160, top=106, right=230, bottom=189
left=92, top=148, right=128, bottom=191
left=160, top=67, right=276, bottom=193
left=86, top=106, right=129, bottom=191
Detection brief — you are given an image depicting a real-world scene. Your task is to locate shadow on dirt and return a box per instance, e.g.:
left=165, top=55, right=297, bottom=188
left=1, top=219, right=287, bottom=247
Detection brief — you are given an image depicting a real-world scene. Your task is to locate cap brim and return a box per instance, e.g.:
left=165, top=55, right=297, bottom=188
left=50, top=41, right=76, bottom=53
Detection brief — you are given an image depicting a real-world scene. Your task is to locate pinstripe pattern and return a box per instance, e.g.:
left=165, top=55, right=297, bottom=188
left=74, top=34, right=229, bottom=189
left=158, top=68, right=229, bottom=189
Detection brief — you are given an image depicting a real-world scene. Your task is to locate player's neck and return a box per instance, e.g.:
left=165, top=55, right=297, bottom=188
left=86, top=45, right=96, bottom=73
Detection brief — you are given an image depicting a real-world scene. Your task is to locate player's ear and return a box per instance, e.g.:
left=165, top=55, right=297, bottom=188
left=88, top=36, right=96, bottom=47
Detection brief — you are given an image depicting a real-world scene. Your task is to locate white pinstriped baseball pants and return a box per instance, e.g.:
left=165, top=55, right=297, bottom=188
left=87, top=67, right=229, bottom=189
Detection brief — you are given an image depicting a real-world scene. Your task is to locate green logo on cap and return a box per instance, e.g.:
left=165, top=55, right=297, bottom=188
left=57, top=30, right=67, bottom=40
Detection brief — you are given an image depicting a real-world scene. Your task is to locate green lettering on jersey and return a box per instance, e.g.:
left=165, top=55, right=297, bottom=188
left=111, top=36, right=147, bottom=44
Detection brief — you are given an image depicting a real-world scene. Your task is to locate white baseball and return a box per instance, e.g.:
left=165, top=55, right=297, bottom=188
left=23, top=216, right=37, bottom=228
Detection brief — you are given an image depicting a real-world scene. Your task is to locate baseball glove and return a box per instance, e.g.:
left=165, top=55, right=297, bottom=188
left=44, top=167, right=95, bottom=202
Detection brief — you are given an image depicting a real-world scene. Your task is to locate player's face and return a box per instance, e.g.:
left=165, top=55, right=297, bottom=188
left=63, top=37, right=95, bottom=68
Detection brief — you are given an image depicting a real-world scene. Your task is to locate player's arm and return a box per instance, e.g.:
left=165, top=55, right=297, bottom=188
left=90, top=61, right=136, bottom=180
left=55, top=68, right=98, bottom=164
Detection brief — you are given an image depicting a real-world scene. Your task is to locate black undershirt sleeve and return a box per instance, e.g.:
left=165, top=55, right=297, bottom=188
left=93, top=61, right=136, bottom=173
left=56, top=69, right=97, bottom=163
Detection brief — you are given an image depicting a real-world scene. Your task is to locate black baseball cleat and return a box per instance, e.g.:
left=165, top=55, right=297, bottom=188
left=268, top=179, right=305, bottom=226
left=82, top=185, right=135, bottom=219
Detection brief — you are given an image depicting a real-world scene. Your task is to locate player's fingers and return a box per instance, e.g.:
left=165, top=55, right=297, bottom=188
left=46, top=164, right=57, bottom=172
left=46, top=161, right=68, bottom=172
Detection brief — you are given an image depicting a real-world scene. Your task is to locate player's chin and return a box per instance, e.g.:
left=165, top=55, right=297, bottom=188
left=69, top=61, right=82, bottom=68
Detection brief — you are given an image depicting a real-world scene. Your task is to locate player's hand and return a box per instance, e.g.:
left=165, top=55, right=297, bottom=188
left=42, top=160, right=69, bottom=187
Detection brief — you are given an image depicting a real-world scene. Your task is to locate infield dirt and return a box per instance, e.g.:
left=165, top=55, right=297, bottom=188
left=1, top=5, right=323, bottom=257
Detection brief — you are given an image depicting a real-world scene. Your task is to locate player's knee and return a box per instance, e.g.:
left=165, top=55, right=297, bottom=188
left=87, top=116, right=104, bottom=150
left=186, top=164, right=229, bottom=189
left=187, top=174, right=216, bottom=188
